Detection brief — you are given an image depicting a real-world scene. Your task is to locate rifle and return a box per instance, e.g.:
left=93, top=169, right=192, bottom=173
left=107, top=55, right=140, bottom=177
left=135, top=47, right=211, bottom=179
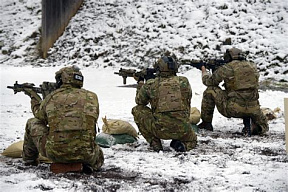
left=7, top=81, right=57, bottom=99
left=185, top=59, right=227, bottom=72
left=114, top=68, right=156, bottom=84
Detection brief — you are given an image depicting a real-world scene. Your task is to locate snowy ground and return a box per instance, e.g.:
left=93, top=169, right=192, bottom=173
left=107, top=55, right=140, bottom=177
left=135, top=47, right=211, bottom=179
left=0, top=0, right=288, bottom=191
left=0, top=66, right=287, bottom=191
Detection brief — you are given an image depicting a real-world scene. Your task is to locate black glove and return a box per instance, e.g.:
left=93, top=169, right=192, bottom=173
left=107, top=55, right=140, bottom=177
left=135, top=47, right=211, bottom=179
left=193, top=62, right=204, bottom=70
left=137, top=76, right=145, bottom=83
left=145, top=73, right=156, bottom=81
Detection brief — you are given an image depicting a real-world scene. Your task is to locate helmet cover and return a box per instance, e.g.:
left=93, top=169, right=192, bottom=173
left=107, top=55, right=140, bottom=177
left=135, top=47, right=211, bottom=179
left=55, top=65, right=83, bottom=88
left=154, top=56, right=178, bottom=73
left=224, top=48, right=245, bottom=61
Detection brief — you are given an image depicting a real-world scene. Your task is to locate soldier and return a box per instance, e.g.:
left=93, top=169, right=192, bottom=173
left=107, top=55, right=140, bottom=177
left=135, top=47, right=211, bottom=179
left=132, top=56, right=197, bottom=152
left=22, top=65, right=104, bottom=172
left=198, top=48, right=269, bottom=135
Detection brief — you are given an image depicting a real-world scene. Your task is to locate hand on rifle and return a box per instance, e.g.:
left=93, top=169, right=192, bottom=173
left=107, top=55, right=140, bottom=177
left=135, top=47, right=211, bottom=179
left=133, top=73, right=145, bottom=90
left=201, top=65, right=206, bottom=72
left=23, top=88, right=42, bottom=102
left=133, top=74, right=145, bottom=83
left=138, top=76, right=145, bottom=83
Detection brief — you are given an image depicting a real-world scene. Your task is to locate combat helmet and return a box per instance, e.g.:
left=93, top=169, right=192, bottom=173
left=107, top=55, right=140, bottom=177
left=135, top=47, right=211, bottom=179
left=153, top=56, right=178, bottom=75
left=224, top=47, right=246, bottom=62
left=55, top=65, right=84, bottom=88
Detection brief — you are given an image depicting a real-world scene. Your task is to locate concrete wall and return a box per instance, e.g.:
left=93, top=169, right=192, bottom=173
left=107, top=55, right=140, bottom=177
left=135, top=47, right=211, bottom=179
left=41, top=0, right=84, bottom=58
left=285, top=98, right=288, bottom=154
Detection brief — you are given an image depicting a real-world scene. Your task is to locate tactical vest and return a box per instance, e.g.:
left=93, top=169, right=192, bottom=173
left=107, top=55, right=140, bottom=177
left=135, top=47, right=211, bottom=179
left=155, top=77, right=185, bottom=113
left=225, top=61, right=259, bottom=91
left=45, top=87, right=98, bottom=142
left=43, top=86, right=99, bottom=162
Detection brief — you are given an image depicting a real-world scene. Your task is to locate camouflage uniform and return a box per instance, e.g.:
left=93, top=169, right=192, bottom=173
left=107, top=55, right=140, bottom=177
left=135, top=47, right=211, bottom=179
left=201, top=60, right=268, bottom=134
left=132, top=74, right=197, bottom=151
left=23, top=67, right=104, bottom=170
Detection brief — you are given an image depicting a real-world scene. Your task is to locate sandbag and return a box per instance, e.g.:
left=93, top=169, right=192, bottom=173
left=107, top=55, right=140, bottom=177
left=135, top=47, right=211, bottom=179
left=95, top=133, right=137, bottom=148
left=102, top=117, right=138, bottom=138
left=189, top=107, right=201, bottom=124
left=261, top=107, right=279, bottom=121
left=1, top=140, right=24, bottom=158
left=1, top=140, right=51, bottom=163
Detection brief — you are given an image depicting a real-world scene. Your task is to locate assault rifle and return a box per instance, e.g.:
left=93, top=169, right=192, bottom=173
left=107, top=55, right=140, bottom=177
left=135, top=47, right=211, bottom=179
left=7, top=81, right=57, bottom=99
left=185, top=59, right=228, bottom=72
left=114, top=68, right=156, bottom=84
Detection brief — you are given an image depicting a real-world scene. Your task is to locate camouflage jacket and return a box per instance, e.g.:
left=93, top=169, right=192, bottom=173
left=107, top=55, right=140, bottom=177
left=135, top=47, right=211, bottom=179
left=202, top=60, right=260, bottom=101
left=32, top=84, right=99, bottom=161
left=135, top=75, right=192, bottom=120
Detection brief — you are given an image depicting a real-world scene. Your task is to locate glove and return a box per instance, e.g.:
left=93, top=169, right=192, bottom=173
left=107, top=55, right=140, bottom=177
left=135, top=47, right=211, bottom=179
left=133, top=74, right=139, bottom=82
left=23, top=88, right=34, bottom=96
left=23, top=88, right=42, bottom=102
left=137, top=81, right=144, bottom=90
left=144, top=70, right=156, bottom=81
left=137, top=76, right=145, bottom=83
left=133, top=73, right=145, bottom=83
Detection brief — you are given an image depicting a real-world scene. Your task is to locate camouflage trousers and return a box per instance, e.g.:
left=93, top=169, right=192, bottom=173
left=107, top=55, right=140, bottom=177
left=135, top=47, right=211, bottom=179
left=201, top=86, right=269, bottom=134
left=23, top=118, right=104, bottom=170
left=132, top=105, right=197, bottom=151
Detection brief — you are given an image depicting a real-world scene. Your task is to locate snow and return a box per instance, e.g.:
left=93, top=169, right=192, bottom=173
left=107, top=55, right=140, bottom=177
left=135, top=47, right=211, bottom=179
left=1, top=65, right=287, bottom=191
left=0, top=0, right=288, bottom=191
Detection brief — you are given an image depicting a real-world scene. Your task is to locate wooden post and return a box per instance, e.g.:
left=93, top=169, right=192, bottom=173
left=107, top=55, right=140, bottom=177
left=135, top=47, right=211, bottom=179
left=285, top=98, right=288, bottom=154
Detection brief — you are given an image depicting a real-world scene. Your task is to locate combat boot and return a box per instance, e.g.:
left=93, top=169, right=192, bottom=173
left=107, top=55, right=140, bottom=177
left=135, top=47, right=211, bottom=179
left=198, top=121, right=213, bottom=131
left=242, top=117, right=251, bottom=136
left=170, top=140, right=186, bottom=152
left=83, top=164, right=93, bottom=174
left=251, top=121, right=263, bottom=135
left=150, top=139, right=163, bottom=152
left=24, top=159, right=39, bottom=166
